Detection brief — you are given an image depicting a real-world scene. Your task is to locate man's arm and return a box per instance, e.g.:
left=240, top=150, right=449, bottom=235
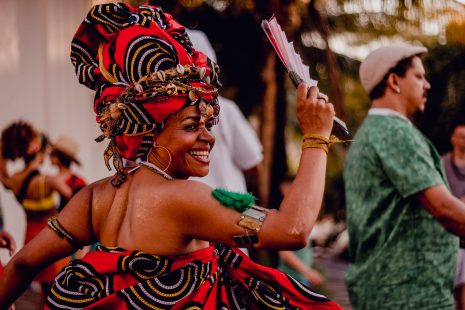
left=419, top=184, right=465, bottom=236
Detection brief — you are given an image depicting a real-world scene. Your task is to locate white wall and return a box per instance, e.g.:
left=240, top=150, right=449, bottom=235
left=0, top=0, right=113, bottom=264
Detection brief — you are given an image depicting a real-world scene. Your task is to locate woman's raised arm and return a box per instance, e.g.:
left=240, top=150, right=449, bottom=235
left=170, top=85, right=334, bottom=250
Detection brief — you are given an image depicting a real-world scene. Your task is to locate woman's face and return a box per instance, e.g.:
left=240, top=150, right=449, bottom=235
left=154, top=105, right=216, bottom=179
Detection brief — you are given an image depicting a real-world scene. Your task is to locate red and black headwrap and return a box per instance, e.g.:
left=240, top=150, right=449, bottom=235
left=71, top=3, right=220, bottom=186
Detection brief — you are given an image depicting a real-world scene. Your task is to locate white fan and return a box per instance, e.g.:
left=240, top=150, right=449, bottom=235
left=261, top=16, right=350, bottom=138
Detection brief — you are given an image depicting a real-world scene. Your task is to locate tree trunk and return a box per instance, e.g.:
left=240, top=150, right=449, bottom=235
left=258, top=51, right=288, bottom=211
left=309, top=0, right=345, bottom=118
left=269, top=61, right=288, bottom=210
left=259, top=52, right=277, bottom=208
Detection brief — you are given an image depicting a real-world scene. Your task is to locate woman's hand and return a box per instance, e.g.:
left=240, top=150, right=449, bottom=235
left=296, top=84, right=335, bottom=138
left=0, top=231, right=16, bottom=256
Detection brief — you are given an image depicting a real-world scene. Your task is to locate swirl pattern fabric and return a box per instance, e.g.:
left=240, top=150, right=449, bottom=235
left=71, top=3, right=220, bottom=162
left=45, top=245, right=341, bottom=309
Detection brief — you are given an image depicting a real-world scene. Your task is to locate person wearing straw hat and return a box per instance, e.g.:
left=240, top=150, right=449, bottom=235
left=344, top=44, right=465, bottom=309
left=50, top=136, right=86, bottom=211
left=0, top=3, right=341, bottom=309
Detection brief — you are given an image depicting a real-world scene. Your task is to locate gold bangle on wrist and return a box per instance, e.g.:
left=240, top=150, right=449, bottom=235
left=302, top=133, right=330, bottom=153
left=303, top=133, right=330, bottom=144
left=302, top=133, right=353, bottom=153
left=301, top=140, right=329, bottom=153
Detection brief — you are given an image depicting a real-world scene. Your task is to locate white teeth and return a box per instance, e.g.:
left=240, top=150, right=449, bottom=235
left=189, top=150, right=209, bottom=160
left=189, top=150, right=209, bottom=156
left=195, top=156, right=208, bottom=160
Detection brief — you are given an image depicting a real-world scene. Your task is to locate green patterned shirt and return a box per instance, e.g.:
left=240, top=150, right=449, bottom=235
left=344, top=114, right=458, bottom=310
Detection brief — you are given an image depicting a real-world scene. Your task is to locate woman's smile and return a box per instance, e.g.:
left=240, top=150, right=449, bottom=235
left=188, top=148, right=210, bottom=163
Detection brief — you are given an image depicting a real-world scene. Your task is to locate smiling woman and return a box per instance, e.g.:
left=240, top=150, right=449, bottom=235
left=0, top=3, right=341, bottom=309
left=151, top=106, right=216, bottom=179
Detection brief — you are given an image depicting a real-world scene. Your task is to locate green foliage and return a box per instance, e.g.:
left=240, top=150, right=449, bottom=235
left=446, top=20, right=465, bottom=45
left=324, top=0, right=463, bottom=44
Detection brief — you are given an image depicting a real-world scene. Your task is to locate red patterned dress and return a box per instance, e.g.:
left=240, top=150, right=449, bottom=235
left=45, top=244, right=341, bottom=309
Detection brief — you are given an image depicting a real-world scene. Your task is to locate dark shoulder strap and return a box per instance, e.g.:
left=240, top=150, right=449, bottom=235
left=17, top=169, right=40, bottom=203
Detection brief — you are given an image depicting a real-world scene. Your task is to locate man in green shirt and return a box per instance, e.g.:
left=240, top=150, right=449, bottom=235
left=344, top=45, right=464, bottom=309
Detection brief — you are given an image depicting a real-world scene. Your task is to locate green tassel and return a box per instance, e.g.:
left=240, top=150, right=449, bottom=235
left=211, top=188, right=256, bottom=212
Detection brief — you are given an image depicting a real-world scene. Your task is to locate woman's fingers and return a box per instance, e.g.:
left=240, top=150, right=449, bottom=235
left=296, top=84, right=334, bottom=137
left=0, top=231, right=16, bottom=256
left=296, top=83, right=310, bottom=101
left=326, top=101, right=336, bottom=114
left=297, top=84, right=319, bottom=101
left=307, top=86, right=319, bottom=102
left=298, top=85, right=328, bottom=106
left=8, top=235, right=16, bottom=256
left=317, top=93, right=328, bottom=104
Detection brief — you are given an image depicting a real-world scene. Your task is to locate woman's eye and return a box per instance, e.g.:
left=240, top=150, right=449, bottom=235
left=184, top=123, right=198, bottom=131
left=206, top=123, right=214, bottom=131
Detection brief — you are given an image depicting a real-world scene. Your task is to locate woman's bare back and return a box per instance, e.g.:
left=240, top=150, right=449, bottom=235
left=90, top=168, right=209, bottom=256
left=7, top=170, right=52, bottom=199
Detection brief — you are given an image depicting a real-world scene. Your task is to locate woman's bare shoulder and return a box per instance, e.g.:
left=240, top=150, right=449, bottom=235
left=56, top=176, right=113, bottom=210
left=89, top=176, right=116, bottom=193
left=168, top=179, right=213, bottom=196
left=85, top=176, right=118, bottom=208
left=162, top=180, right=226, bottom=213
left=140, top=179, right=214, bottom=210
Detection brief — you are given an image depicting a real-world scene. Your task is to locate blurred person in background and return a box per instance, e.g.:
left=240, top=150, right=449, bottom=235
left=0, top=4, right=341, bottom=309
left=187, top=29, right=263, bottom=257
left=0, top=192, right=16, bottom=275
left=442, top=122, right=465, bottom=310
left=0, top=120, right=72, bottom=303
left=50, top=136, right=86, bottom=212
left=344, top=44, right=465, bottom=309
left=187, top=29, right=263, bottom=194
left=50, top=136, right=91, bottom=259
left=278, top=176, right=325, bottom=287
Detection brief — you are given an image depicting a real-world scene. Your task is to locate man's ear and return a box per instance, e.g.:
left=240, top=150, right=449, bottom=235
left=386, top=73, right=401, bottom=94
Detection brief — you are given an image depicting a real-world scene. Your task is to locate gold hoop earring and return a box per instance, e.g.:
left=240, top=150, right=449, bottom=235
left=148, top=142, right=172, bottom=172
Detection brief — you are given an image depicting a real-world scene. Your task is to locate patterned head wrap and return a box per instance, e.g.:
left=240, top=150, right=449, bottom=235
left=71, top=3, right=220, bottom=186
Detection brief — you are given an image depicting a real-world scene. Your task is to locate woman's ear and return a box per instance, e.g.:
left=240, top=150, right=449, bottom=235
left=151, top=136, right=158, bottom=148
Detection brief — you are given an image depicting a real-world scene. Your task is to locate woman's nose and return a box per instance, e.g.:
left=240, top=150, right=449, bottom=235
left=199, top=126, right=215, bottom=143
